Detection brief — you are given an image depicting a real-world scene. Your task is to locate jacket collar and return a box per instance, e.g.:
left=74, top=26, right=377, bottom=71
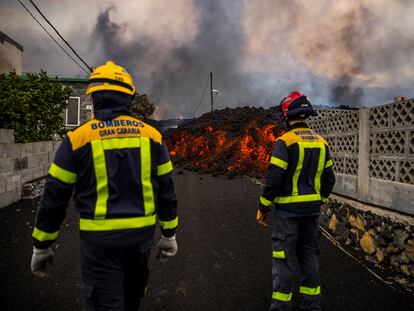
left=92, top=91, right=132, bottom=121
left=94, top=106, right=131, bottom=121
left=287, top=121, right=309, bottom=130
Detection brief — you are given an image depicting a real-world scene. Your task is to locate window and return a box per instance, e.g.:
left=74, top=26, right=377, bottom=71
left=65, top=97, right=80, bottom=126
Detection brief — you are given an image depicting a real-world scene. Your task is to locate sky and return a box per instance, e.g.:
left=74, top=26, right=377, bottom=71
left=1, top=0, right=414, bottom=119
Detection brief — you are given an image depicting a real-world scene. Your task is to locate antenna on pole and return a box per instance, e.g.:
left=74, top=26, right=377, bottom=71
left=213, top=89, right=220, bottom=105
left=210, top=72, right=213, bottom=112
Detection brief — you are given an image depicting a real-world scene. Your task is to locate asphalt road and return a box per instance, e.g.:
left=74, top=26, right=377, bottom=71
left=0, top=170, right=413, bottom=311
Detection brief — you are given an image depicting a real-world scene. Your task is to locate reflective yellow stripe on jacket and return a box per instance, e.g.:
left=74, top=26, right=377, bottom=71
left=291, top=142, right=305, bottom=195
left=157, top=161, right=173, bottom=176
left=270, top=156, right=288, bottom=170
left=314, top=145, right=326, bottom=194
left=275, top=193, right=322, bottom=204
left=83, top=137, right=156, bottom=231
left=275, top=141, right=326, bottom=204
left=140, top=137, right=155, bottom=216
left=49, top=163, right=77, bottom=184
left=32, top=227, right=60, bottom=241
left=159, top=216, right=178, bottom=230
left=91, top=140, right=109, bottom=220
left=80, top=215, right=156, bottom=231
left=260, top=196, right=273, bottom=207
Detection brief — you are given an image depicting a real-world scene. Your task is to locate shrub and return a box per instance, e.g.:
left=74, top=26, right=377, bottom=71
left=130, top=93, right=156, bottom=120
left=0, top=71, right=72, bottom=143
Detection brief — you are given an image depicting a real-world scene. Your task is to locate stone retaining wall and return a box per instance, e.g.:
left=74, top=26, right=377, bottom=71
left=0, top=129, right=60, bottom=208
left=321, top=198, right=414, bottom=284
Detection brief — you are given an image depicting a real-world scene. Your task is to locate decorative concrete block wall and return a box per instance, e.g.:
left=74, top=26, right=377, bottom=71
left=308, top=97, right=414, bottom=215
left=0, top=129, right=60, bottom=208
left=369, top=99, right=414, bottom=184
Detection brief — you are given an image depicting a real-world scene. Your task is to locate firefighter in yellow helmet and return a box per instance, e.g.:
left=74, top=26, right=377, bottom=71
left=87, top=61, right=136, bottom=95
left=31, top=61, right=178, bottom=310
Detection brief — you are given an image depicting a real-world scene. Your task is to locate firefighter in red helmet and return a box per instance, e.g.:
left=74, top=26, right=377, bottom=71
left=257, top=92, right=335, bottom=310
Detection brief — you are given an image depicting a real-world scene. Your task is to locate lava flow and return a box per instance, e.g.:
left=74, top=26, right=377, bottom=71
left=165, top=106, right=286, bottom=177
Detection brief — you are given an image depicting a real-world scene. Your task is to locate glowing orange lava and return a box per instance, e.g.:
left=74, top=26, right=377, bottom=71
left=167, top=121, right=284, bottom=177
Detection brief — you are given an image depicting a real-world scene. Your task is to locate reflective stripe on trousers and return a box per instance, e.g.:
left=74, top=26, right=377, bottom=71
left=269, top=216, right=321, bottom=311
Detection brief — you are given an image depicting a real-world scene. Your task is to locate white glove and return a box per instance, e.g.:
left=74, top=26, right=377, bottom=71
left=31, top=247, right=54, bottom=278
left=156, top=235, right=178, bottom=261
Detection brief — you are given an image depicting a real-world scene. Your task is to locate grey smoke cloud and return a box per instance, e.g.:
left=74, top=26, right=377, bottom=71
left=92, top=1, right=259, bottom=118
left=2, top=0, right=414, bottom=117
left=330, top=75, right=364, bottom=107
left=244, top=0, right=414, bottom=107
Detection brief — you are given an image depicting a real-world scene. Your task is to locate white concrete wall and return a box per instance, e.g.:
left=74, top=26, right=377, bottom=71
left=365, top=179, right=414, bottom=215
left=0, top=129, right=60, bottom=208
left=0, top=40, right=22, bottom=75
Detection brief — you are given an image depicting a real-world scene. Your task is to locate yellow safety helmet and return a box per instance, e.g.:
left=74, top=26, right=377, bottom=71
left=86, top=61, right=136, bottom=96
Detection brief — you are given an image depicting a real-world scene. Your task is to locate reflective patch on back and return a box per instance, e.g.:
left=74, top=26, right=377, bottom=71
left=280, top=127, right=326, bottom=147
left=68, top=115, right=162, bottom=150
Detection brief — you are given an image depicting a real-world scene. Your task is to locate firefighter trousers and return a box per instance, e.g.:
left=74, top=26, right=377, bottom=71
left=270, top=216, right=321, bottom=311
left=80, top=239, right=152, bottom=311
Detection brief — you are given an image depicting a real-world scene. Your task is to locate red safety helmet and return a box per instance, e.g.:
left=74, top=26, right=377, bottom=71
left=280, top=91, right=317, bottom=120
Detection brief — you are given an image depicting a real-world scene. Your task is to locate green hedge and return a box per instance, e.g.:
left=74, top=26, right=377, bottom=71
left=0, top=71, right=71, bottom=143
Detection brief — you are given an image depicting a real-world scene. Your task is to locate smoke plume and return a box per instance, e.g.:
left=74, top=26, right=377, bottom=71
left=90, top=0, right=414, bottom=116
left=3, top=0, right=414, bottom=117
left=92, top=1, right=260, bottom=118
left=330, top=75, right=364, bottom=107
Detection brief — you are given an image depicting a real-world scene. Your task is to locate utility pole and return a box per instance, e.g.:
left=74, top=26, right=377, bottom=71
left=210, top=72, right=213, bottom=112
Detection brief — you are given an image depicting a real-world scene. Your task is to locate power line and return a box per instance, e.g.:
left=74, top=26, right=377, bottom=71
left=17, top=0, right=90, bottom=75
left=27, top=0, right=92, bottom=72
left=191, top=75, right=210, bottom=118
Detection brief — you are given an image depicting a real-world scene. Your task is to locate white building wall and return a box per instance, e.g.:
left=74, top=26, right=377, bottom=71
left=0, top=33, right=23, bottom=75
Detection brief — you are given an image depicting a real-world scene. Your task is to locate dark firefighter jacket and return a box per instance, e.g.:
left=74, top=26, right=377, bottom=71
left=33, top=92, right=177, bottom=249
left=259, top=122, right=335, bottom=218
